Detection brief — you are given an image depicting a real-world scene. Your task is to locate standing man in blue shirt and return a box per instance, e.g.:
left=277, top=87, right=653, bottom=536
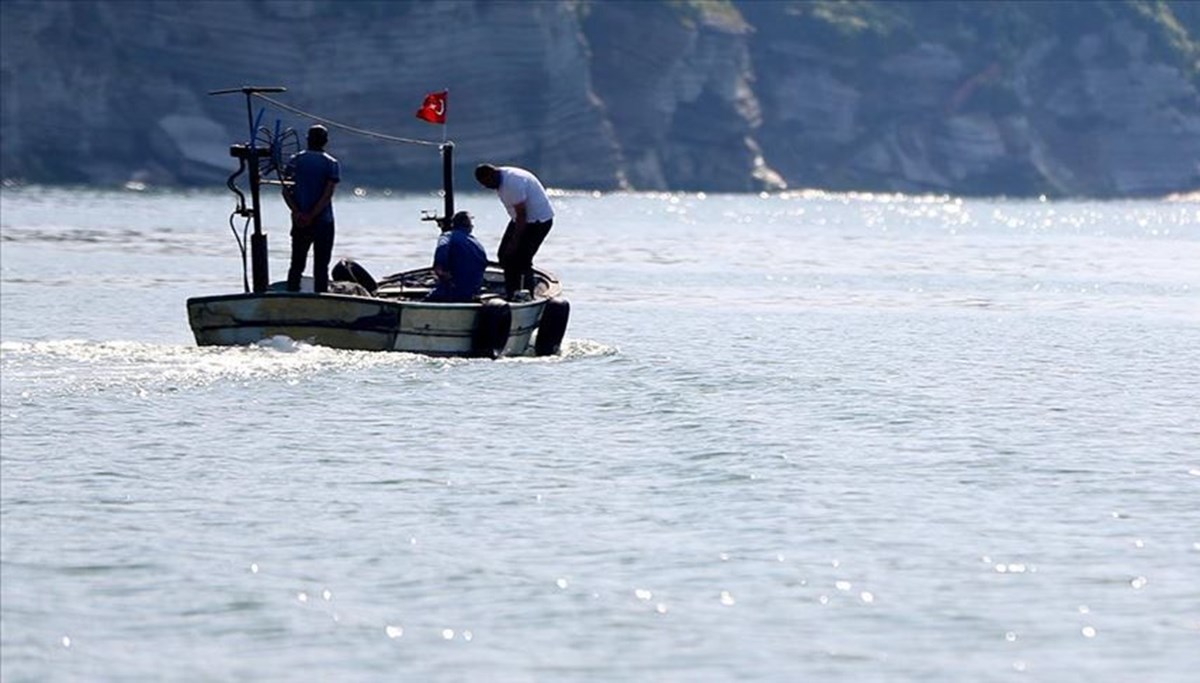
left=474, top=163, right=554, bottom=298
left=427, top=211, right=489, bottom=303
left=283, top=124, right=340, bottom=293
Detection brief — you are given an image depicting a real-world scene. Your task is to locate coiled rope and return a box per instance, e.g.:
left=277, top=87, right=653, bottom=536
left=253, top=93, right=443, bottom=147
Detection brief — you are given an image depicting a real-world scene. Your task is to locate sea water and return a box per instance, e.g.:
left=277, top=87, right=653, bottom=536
left=1, top=186, right=1198, bottom=681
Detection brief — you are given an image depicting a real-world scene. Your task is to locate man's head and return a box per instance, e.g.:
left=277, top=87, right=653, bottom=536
left=307, top=124, right=329, bottom=150
left=474, top=164, right=500, bottom=190
left=450, top=211, right=473, bottom=232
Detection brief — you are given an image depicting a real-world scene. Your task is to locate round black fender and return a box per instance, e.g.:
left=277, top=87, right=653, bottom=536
left=472, top=299, right=512, bottom=359
left=331, top=257, right=378, bottom=294
left=534, top=297, right=570, bottom=357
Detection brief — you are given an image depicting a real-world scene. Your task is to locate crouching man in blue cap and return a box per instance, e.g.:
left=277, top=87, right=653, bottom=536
left=426, top=211, right=488, bottom=303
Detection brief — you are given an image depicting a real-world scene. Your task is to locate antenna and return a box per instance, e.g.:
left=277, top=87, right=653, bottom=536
left=209, top=86, right=287, bottom=293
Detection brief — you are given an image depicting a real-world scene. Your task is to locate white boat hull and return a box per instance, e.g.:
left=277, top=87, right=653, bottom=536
left=187, top=266, right=565, bottom=357
left=392, top=300, right=543, bottom=356
left=188, top=292, right=403, bottom=351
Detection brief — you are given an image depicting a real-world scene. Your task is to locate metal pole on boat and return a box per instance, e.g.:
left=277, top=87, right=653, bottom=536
left=442, top=141, right=454, bottom=221
left=209, top=85, right=287, bottom=293
left=246, top=141, right=269, bottom=293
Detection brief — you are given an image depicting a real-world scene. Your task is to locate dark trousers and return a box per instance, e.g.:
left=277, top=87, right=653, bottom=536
left=498, top=219, right=552, bottom=295
left=287, top=219, right=335, bottom=293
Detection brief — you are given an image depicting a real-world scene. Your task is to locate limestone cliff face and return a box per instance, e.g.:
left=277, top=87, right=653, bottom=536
left=582, top=2, right=774, bottom=192
left=1014, top=23, right=1200, bottom=196
left=743, top=1, right=1200, bottom=197
left=0, top=0, right=629, bottom=190
left=1, top=0, right=1197, bottom=197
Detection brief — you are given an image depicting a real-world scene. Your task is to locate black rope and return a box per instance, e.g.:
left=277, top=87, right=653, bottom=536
left=228, top=212, right=251, bottom=293
left=253, top=93, right=443, bottom=147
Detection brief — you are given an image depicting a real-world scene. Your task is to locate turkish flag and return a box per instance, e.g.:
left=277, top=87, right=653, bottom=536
left=416, top=90, right=447, bottom=124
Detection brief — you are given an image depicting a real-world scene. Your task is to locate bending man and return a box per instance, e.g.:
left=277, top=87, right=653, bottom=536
left=474, top=163, right=554, bottom=298
left=282, top=124, right=340, bottom=293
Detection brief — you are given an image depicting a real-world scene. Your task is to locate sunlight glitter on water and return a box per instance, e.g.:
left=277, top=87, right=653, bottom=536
left=3, top=189, right=1198, bottom=682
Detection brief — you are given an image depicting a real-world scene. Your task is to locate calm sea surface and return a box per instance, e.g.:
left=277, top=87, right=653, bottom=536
left=1, top=187, right=1198, bottom=682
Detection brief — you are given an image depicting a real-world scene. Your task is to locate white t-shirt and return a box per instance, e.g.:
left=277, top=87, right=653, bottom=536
left=496, top=167, right=554, bottom=223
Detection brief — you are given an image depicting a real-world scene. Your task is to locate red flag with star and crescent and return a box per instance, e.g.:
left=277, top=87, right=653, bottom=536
left=416, top=90, right=447, bottom=124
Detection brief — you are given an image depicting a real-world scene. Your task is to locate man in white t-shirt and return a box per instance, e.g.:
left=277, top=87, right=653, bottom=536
left=474, top=163, right=555, bottom=298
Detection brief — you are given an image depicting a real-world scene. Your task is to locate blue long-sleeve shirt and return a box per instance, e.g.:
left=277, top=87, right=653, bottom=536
left=429, top=228, right=488, bottom=302
left=284, top=150, right=340, bottom=223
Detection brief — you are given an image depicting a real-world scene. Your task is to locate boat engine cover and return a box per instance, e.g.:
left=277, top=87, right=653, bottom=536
left=332, top=258, right=379, bottom=294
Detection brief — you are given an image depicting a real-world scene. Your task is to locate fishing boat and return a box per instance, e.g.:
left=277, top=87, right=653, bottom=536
left=185, top=86, right=569, bottom=358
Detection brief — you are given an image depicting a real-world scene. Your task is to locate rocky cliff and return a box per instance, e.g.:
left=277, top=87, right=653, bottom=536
left=742, top=1, right=1200, bottom=196
left=1, top=0, right=1197, bottom=197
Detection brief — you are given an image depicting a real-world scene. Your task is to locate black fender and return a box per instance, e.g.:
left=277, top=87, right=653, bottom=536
left=472, top=299, right=512, bottom=359
left=331, top=258, right=378, bottom=294
left=534, top=297, right=570, bottom=356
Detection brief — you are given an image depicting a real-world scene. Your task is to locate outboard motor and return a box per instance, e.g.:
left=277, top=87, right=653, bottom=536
left=331, top=258, right=378, bottom=294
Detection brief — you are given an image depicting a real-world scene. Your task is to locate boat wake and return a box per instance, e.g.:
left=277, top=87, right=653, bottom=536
left=0, top=337, right=617, bottom=397
left=506, top=338, right=618, bottom=363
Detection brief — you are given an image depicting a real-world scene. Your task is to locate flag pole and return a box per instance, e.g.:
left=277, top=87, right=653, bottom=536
left=442, top=89, right=451, bottom=219
left=415, top=89, right=452, bottom=223
left=442, top=140, right=454, bottom=221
